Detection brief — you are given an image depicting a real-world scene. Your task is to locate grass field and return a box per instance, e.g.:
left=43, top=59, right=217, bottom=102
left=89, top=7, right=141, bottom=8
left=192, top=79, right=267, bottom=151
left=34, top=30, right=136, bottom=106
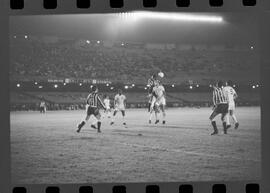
left=11, top=107, right=261, bottom=184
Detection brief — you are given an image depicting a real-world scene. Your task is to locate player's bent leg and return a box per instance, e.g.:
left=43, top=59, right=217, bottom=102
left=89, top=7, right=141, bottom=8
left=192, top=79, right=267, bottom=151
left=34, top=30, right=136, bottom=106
left=121, top=110, right=126, bottom=125
left=95, top=113, right=102, bottom=133
left=160, top=105, right=166, bottom=124
left=209, top=111, right=219, bottom=135
left=110, top=110, right=118, bottom=125
left=221, top=113, right=229, bottom=134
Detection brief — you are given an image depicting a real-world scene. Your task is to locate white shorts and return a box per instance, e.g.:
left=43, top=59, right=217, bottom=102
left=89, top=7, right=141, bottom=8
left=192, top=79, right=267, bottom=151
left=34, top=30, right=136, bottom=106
left=228, top=102, right=235, bottom=111
left=155, top=97, right=166, bottom=106
left=115, top=105, right=125, bottom=111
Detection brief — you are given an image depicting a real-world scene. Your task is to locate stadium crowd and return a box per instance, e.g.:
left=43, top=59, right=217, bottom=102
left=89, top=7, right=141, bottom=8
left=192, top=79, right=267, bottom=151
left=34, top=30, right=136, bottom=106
left=10, top=36, right=259, bottom=84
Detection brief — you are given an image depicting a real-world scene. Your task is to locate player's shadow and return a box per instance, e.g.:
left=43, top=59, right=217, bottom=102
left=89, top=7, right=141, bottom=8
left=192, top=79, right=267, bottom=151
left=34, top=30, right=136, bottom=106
left=69, top=136, right=96, bottom=141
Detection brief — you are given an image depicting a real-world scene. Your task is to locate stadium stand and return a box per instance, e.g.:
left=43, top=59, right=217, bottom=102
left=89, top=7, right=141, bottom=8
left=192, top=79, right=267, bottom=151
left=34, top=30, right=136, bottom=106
left=9, top=36, right=260, bottom=111
left=10, top=36, right=259, bottom=84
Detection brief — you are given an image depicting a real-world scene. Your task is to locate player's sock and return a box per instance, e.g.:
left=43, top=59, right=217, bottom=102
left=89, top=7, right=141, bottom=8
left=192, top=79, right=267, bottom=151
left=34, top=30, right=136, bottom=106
left=223, top=122, right=228, bottom=134
left=149, top=112, right=153, bottom=122
left=226, top=115, right=231, bottom=127
left=97, top=121, right=101, bottom=133
left=162, top=111, right=166, bottom=124
left=211, top=121, right=218, bottom=135
left=235, top=122, right=239, bottom=129
left=232, top=115, right=238, bottom=124
left=77, top=121, right=85, bottom=132
left=107, top=111, right=111, bottom=118
left=122, top=115, right=126, bottom=125
left=110, top=117, right=115, bottom=125
left=91, top=125, right=97, bottom=129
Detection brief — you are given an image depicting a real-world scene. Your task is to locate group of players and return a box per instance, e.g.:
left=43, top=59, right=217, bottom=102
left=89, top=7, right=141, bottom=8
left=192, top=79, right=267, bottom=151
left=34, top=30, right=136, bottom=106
left=76, top=73, right=167, bottom=133
left=209, top=80, right=239, bottom=135
left=76, top=72, right=239, bottom=135
left=76, top=87, right=127, bottom=133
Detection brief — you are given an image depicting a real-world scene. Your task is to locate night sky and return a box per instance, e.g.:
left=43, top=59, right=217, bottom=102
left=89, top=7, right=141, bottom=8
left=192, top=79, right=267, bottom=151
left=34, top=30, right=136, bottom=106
left=9, top=12, right=259, bottom=45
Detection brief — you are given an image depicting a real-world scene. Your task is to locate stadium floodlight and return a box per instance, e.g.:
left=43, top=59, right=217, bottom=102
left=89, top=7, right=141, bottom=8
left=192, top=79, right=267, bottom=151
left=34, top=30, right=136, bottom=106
left=86, top=40, right=90, bottom=44
left=34, top=82, right=38, bottom=85
left=144, top=87, right=147, bottom=90
left=124, top=85, right=129, bottom=89
left=251, top=46, right=254, bottom=50
left=54, top=84, right=58, bottom=88
left=121, top=43, right=124, bottom=46
left=126, top=11, right=224, bottom=23
left=110, top=87, right=114, bottom=90
left=16, top=83, right=20, bottom=87
left=132, top=84, right=135, bottom=87
left=189, top=85, right=193, bottom=89
left=14, top=35, right=16, bottom=38
left=252, top=85, right=256, bottom=89
left=63, top=83, right=66, bottom=86
left=256, top=84, right=259, bottom=87
left=24, top=35, right=28, bottom=39
left=38, top=86, right=43, bottom=89
left=106, top=83, right=110, bottom=86
left=79, top=83, right=82, bottom=86
left=172, top=84, right=175, bottom=87
left=97, top=40, right=100, bottom=44
left=196, top=84, right=199, bottom=87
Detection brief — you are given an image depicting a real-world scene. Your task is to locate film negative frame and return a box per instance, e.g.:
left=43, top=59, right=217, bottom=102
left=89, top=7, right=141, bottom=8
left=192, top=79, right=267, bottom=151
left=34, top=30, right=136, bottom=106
left=1, top=0, right=270, bottom=192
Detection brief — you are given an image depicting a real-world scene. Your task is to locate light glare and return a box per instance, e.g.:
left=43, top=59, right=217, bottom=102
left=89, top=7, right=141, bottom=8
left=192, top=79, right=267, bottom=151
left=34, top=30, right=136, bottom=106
left=119, top=11, right=223, bottom=23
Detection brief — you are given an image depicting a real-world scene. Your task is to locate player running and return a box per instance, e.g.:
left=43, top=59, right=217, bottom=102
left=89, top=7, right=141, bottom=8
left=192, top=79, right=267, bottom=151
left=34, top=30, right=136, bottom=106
left=103, top=95, right=111, bottom=118
left=110, top=89, right=127, bottom=126
left=209, top=81, right=229, bottom=135
left=76, top=85, right=106, bottom=133
left=151, top=81, right=166, bottom=124
left=223, top=80, right=239, bottom=129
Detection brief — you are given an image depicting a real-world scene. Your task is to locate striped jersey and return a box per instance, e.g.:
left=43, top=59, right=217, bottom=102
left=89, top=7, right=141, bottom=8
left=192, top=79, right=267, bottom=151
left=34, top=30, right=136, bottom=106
left=212, top=86, right=228, bottom=106
left=86, top=92, right=106, bottom=109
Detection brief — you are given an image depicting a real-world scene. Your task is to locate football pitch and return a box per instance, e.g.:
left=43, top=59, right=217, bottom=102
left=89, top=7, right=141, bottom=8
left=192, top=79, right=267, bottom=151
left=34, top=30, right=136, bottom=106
left=11, top=107, right=261, bottom=184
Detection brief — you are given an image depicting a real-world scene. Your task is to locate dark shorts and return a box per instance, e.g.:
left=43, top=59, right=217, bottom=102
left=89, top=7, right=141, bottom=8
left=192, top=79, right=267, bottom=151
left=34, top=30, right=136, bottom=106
left=214, top=103, right=228, bottom=114
left=87, top=106, right=100, bottom=117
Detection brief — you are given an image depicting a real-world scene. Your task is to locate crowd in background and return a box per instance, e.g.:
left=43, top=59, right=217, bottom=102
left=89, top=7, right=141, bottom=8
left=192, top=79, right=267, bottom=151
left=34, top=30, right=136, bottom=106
left=10, top=36, right=259, bottom=84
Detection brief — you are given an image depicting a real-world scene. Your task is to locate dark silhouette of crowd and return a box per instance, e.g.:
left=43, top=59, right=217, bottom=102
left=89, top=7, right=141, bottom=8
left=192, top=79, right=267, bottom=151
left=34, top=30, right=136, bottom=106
left=10, top=36, right=258, bottom=84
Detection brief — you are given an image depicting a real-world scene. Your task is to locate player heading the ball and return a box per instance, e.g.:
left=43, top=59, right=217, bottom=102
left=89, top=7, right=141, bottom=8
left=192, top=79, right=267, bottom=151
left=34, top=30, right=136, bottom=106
left=77, top=85, right=106, bottom=133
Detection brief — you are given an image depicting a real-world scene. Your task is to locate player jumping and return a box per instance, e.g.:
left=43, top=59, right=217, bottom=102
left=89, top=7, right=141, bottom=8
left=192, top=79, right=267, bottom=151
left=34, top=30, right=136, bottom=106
left=223, top=80, right=239, bottom=129
left=151, top=81, right=166, bottom=124
left=209, top=80, right=229, bottom=135
left=76, top=85, right=106, bottom=133
left=147, top=74, right=158, bottom=112
left=110, top=89, right=127, bottom=126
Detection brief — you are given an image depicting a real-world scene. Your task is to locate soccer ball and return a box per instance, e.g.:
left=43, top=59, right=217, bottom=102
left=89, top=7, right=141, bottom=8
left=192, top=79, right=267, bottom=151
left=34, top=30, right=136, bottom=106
left=158, top=72, right=164, bottom=78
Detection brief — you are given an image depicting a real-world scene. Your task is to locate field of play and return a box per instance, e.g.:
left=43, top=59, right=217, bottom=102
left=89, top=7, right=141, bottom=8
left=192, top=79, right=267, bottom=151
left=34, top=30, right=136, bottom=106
left=11, top=107, right=261, bottom=184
